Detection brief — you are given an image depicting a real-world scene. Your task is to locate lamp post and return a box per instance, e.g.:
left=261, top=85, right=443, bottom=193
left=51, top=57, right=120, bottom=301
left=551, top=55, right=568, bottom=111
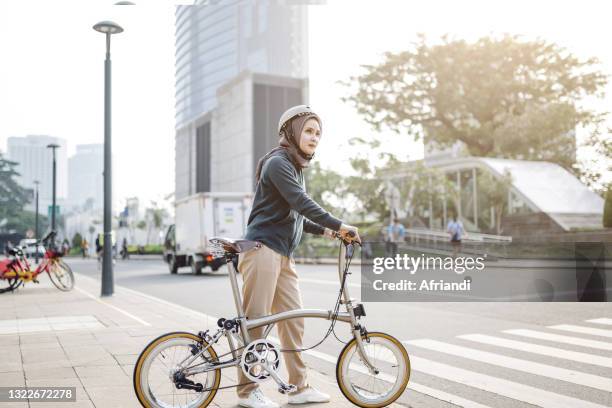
left=93, top=20, right=123, bottom=297
left=46, top=144, right=59, bottom=237
left=33, top=180, right=40, bottom=263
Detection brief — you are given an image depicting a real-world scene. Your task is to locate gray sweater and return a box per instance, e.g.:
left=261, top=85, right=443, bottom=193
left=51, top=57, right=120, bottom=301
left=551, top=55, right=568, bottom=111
left=245, top=150, right=342, bottom=257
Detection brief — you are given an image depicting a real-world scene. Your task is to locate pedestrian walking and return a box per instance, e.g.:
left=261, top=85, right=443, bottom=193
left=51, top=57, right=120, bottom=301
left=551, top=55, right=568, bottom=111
left=385, top=218, right=405, bottom=256
left=447, top=212, right=467, bottom=257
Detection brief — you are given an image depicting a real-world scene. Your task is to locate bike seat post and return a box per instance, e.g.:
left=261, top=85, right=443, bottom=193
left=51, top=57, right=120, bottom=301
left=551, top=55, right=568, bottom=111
left=225, top=253, right=249, bottom=321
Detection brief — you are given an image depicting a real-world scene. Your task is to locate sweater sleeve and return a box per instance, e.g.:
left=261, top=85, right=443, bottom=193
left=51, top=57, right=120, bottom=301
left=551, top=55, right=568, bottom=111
left=303, top=218, right=325, bottom=235
left=266, top=156, right=342, bottom=231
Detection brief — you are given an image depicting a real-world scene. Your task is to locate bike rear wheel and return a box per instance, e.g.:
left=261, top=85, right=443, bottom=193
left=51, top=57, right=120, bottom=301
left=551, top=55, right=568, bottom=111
left=133, top=332, right=221, bottom=408
left=336, top=332, right=410, bottom=408
left=47, top=259, right=75, bottom=291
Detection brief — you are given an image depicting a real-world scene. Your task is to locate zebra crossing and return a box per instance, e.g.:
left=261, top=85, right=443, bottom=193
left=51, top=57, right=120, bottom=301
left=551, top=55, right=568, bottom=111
left=397, top=317, right=612, bottom=407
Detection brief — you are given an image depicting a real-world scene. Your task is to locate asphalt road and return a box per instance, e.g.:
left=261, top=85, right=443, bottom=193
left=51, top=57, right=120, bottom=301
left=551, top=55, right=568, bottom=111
left=68, top=257, right=612, bottom=408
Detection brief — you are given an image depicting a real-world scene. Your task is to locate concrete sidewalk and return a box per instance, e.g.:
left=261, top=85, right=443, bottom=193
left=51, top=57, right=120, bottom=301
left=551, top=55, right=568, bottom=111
left=0, top=272, right=382, bottom=408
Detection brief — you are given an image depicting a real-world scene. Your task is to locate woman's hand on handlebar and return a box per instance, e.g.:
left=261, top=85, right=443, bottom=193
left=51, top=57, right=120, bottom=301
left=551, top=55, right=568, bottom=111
left=323, top=228, right=336, bottom=240
left=339, top=224, right=361, bottom=244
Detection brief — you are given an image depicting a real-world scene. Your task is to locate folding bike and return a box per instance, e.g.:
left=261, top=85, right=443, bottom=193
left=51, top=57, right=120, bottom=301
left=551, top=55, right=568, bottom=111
left=133, top=233, right=410, bottom=408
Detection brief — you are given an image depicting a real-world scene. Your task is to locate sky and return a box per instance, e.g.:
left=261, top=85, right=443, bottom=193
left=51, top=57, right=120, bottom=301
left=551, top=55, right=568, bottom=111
left=1, top=0, right=611, bottom=210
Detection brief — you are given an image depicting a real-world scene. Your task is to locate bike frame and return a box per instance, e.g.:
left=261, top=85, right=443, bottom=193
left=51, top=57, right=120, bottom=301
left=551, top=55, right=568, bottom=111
left=4, top=247, right=60, bottom=282
left=182, top=242, right=379, bottom=377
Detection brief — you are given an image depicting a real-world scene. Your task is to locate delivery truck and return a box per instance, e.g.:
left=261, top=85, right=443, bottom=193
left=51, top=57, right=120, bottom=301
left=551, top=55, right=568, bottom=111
left=164, top=192, right=253, bottom=274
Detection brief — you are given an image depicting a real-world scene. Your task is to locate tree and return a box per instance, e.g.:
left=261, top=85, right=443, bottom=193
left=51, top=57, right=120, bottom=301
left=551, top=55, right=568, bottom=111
left=72, top=232, right=83, bottom=249
left=144, top=201, right=168, bottom=244
left=478, top=170, right=513, bottom=234
left=604, top=187, right=612, bottom=228
left=6, top=211, right=49, bottom=236
left=0, top=153, right=31, bottom=229
left=342, top=34, right=607, bottom=172
left=304, top=162, right=345, bottom=218
left=576, top=122, right=612, bottom=194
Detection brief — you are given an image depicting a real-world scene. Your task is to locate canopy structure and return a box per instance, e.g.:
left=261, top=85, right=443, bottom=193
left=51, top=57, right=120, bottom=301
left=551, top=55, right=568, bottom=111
left=428, top=157, right=604, bottom=231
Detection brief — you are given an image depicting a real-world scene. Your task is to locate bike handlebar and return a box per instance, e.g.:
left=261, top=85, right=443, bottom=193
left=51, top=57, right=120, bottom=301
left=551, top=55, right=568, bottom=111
left=332, top=230, right=361, bottom=245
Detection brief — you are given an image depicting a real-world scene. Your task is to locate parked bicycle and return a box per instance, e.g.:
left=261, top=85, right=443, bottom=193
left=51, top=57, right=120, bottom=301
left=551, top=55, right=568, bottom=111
left=0, top=231, right=75, bottom=293
left=133, top=232, right=410, bottom=408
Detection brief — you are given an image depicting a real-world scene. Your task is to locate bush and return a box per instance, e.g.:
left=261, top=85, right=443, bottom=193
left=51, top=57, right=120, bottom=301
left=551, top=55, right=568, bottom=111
left=604, top=186, right=612, bottom=228
left=72, top=233, right=83, bottom=249
left=126, top=244, right=163, bottom=255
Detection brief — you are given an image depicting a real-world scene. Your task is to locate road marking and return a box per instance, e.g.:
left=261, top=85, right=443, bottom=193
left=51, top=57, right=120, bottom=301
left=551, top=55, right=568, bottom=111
left=74, top=273, right=218, bottom=328
left=405, top=339, right=612, bottom=392
left=549, top=324, right=612, bottom=338
left=74, top=286, right=151, bottom=326
left=586, top=318, right=612, bottom=326
left=268, top=336, right=491, bottom=408
left=407, top=355, right=609, bottom=408
left=458, top=333, right=612, bottom=368
left=504, top=329, right=612, bottom=351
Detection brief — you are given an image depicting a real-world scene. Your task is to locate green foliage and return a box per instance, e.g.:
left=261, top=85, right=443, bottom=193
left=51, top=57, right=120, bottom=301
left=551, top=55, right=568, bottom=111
left=342, top=34, right=607, bottom=172
left=576, top=123, right=612, bottom=194
left=0, top=152, right=31, bottom=228
left=5, top=211, right=49, bottom=236
left=604, top=187, right=612, bottom=228
left=478, top=170, right=513, bottom=234
left=72, top=232, right=83, bottom=249
left=304, top=162, right=344, bottom=218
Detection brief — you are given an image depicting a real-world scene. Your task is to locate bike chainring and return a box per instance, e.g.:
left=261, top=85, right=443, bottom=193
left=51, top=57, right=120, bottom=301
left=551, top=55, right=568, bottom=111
left=240, top=339, right=281, bottom=383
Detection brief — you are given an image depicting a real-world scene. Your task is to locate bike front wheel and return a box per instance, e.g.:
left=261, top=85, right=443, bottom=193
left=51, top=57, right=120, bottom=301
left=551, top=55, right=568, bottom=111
left=47, top=259, right=75, bottom=291
left=0, top=274, right=22, bottom=293
left=133, top=332, right=221, bottom=408
left=336, top=331, right=410, bottom=408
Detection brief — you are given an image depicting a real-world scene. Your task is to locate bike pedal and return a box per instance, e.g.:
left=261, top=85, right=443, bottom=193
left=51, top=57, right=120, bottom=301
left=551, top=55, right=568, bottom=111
left=278, top=384, right=297, bottom=394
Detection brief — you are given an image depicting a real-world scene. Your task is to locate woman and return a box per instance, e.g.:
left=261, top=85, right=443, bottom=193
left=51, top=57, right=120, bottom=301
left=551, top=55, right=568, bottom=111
left=237, top=105, right=360, bottom=408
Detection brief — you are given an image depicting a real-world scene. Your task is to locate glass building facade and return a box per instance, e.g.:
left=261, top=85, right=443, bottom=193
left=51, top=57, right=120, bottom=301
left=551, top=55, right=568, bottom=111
left=174, top=0, right=309, bottom=198
left=175, top=0, right=308, bottom=129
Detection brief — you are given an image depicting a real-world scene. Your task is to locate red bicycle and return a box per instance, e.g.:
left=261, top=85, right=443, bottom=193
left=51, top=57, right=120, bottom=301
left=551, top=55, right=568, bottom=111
left=0, top=231, right=75, bottom=293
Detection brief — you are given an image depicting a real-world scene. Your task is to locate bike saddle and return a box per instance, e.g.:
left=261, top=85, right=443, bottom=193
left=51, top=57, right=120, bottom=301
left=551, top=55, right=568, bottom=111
left=8, top=248, right=22, bottom=256
left=209, top=238, right=261, bottom=254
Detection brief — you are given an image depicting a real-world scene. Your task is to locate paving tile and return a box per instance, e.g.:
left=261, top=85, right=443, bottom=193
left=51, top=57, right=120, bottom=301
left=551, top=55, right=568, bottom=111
left=120, top=364, right=135, bottom=377
left=0, top=362, right=23, bottom=373
left=20, top=340, right=61, bottom=351
left=75, top=365, right=125, bottom=378
left=30, top=402, right=94, bottom=408
left=79, top=374, right=130, bottom=388
left=24, top=366, right=77, bottom=380
left=0, top=371, right=25, bottom=386
left=0, top=335, right=20, bottom=346
left=113, top=353, right=138, bottom=365
left=20, top=333, right=58, bottom=344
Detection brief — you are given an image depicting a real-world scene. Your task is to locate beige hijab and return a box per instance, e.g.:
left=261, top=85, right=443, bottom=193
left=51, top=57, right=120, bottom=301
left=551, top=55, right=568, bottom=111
left=255, top=113, right=321, bottom=183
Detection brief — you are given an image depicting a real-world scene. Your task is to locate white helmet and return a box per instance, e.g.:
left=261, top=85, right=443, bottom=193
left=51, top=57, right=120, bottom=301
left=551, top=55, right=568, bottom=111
left=278, top=105, right=316, bottom=135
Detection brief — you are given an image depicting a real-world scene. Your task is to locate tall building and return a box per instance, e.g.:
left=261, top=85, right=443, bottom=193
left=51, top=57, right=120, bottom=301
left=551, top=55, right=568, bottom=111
left=68, top=144, right=104, bottom=211
left=175, top=0, right=309, bottom=199
left=7, top=135, right=68, bottom=214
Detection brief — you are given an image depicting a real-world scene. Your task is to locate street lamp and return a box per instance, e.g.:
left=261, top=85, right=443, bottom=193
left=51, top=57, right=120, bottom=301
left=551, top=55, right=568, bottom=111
left=46, top=144, right=59, bottom=238
left=33, top=180, right=40, bottom=263
left=93, top=20, right=123, bottom=297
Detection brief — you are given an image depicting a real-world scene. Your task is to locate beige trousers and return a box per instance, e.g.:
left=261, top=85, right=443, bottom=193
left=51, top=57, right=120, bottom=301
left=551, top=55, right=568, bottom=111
left=236, top=244, right=308, bottom=398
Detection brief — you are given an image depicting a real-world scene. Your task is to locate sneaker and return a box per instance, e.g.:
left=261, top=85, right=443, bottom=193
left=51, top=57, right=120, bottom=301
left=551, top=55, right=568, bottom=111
left=288, top=386, right=331, bottom=404
left=238, top=389, right=280, bottom=408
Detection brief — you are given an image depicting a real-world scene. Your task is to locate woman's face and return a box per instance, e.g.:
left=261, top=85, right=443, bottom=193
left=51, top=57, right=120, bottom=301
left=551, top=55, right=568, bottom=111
left=299, top=118, right=321, bottom=155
